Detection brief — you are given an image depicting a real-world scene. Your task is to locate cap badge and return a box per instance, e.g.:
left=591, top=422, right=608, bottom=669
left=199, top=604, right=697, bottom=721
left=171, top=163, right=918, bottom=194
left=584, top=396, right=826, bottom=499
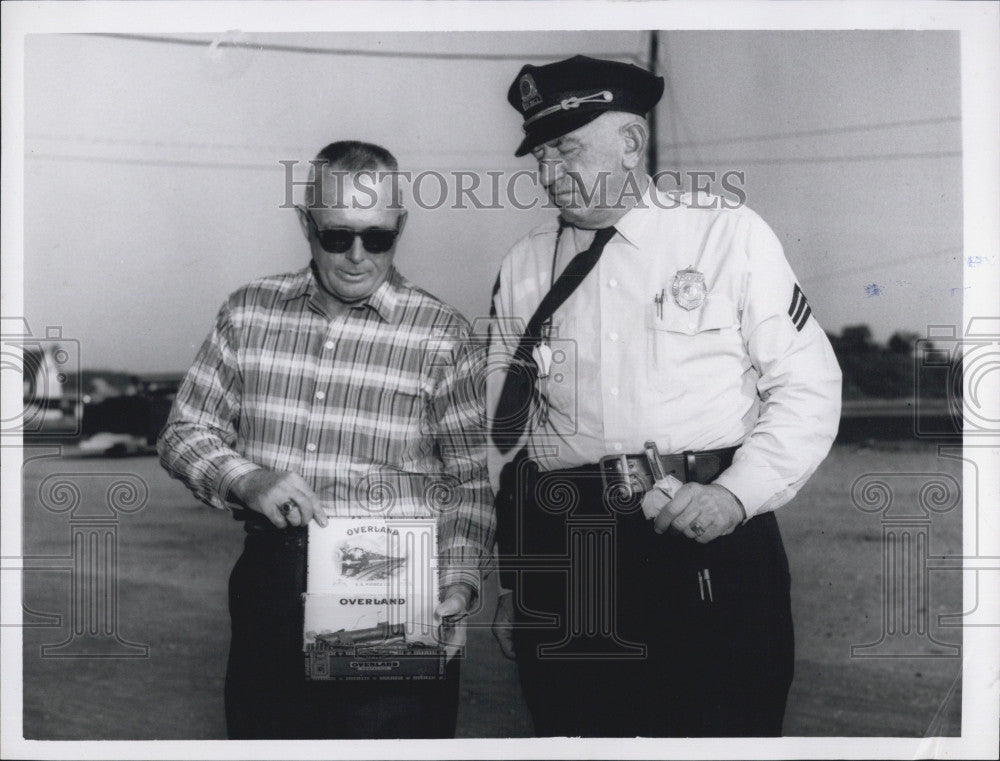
left=519, top=73, right=543, bottom=111
left=671, top=266, right=707, bottom=310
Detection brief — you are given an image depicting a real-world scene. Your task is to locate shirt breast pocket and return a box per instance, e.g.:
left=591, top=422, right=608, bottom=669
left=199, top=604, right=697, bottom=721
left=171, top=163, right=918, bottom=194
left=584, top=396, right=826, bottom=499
left=646, top=294, right=741, bottom=372
left=386, top=386, right=425, bottom=422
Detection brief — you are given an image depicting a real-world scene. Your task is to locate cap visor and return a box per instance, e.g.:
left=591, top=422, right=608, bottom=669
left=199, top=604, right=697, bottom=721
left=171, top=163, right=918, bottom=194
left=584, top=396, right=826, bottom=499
left=513, top=110, right=607, bottom=157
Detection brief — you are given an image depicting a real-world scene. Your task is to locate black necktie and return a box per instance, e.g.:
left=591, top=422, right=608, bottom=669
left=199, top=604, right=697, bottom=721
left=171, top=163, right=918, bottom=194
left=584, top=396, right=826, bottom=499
left=491, top=225, right=617, bottom=453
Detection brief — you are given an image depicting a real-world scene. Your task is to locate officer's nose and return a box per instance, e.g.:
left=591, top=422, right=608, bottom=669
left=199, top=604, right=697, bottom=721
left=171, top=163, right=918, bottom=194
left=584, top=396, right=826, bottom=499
left=537, top=156, right=564, bottom=190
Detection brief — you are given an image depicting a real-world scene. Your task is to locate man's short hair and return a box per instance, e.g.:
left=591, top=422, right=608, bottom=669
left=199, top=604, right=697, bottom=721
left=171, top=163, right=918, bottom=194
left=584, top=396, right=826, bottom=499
left=306, top=141, right=403, bottom=209
left=314, top=141, right=398, bottom=173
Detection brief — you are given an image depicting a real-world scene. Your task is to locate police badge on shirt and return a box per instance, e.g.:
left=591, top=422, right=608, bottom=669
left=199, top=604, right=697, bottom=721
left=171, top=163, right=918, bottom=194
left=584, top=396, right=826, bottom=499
left=649, top=266, right=737, bottom=337
left=671, top=266, right=707, bottom=311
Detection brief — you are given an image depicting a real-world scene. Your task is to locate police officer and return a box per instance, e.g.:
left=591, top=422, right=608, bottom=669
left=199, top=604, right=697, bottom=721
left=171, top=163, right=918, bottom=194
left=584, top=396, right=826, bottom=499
left=487, top=55, right=842, bottom=737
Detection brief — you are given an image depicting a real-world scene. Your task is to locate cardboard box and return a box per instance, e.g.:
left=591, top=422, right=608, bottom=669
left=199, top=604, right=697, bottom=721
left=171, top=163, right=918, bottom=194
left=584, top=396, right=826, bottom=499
left=303, top=517, right=446, bottom=680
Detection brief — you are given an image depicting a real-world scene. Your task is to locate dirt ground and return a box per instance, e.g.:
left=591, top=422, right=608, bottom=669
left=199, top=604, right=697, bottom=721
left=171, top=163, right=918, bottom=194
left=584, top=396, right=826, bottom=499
left=18, top=442, right=963, bottom=739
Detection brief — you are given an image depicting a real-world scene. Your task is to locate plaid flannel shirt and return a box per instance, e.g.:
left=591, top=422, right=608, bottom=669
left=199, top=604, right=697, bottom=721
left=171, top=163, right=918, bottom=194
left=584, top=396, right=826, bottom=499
left=158, top=265, right=494, bottom=594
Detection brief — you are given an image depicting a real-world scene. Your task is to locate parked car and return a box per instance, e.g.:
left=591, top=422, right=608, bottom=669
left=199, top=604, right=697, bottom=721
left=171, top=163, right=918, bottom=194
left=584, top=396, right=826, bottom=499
left=78, top=373, right=182, bottom=454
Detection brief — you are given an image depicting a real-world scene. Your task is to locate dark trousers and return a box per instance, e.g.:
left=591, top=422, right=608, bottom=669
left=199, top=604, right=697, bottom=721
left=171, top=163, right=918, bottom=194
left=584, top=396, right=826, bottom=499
left=505, top=463, right=794, bottom=737
left=224, top=528, right=460, bottom=740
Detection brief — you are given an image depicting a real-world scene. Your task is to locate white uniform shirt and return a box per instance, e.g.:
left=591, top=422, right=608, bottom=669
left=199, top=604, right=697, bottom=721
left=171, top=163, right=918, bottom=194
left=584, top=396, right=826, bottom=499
left=487, top=187, right=842, bottom=519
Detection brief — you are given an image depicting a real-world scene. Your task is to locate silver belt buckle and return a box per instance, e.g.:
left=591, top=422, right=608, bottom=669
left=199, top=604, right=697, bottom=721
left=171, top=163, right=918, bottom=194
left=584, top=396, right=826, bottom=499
left=599, top=454, right=634, bottom=499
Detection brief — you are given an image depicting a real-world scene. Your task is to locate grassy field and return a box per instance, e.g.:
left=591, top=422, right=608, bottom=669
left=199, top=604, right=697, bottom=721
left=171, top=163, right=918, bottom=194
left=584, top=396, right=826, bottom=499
left=19, top=442, right=962, bottom=739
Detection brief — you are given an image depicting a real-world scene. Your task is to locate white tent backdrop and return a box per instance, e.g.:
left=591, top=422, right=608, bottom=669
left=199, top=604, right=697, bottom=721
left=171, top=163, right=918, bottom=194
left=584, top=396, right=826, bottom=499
left=24, top=31, right=961, bottom=372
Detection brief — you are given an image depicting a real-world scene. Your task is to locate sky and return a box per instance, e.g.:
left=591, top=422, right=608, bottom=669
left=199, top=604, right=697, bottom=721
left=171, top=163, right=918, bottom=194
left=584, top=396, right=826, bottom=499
left=22, top=29, right=964, bottom=372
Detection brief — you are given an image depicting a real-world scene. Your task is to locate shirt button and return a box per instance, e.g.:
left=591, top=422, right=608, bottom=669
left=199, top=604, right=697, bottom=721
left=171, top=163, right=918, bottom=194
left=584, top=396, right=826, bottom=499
left=609, top=331, right=619, bottom=342
left=609, top=278, right=618, bottom=288
left=306, top=443, right=317, bottom=453
left=324, top=340, right=335, bottom=350
left=315, top=391, right=325, bottom=400
left=609, top=386, right=619, bottom=396
left=612, top=442, right=623, bottom=452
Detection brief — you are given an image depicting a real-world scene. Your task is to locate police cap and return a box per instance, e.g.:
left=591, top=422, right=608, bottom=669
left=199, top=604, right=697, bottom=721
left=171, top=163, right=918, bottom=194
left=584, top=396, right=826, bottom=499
left=507, top=55, right=665, bottom=157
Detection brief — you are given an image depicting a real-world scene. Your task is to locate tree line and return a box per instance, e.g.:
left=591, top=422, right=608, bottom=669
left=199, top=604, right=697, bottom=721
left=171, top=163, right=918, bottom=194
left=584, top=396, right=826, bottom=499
left=828, top=326, right=954, bottom=400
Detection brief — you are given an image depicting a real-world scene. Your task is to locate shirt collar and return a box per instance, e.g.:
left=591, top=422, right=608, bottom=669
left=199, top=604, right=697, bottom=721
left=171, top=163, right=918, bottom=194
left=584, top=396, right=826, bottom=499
left=280, top=265, right=404, bottom=325
left=279, top=266, right=314, bottom=301
left=609, top=177, right=656, bottom=249
left=364, top=270, right=405, bottom=324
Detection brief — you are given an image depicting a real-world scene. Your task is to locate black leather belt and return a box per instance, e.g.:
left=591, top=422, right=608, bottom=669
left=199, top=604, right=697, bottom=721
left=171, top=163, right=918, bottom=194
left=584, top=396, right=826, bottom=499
left=597, top=446, right=737, bottom=498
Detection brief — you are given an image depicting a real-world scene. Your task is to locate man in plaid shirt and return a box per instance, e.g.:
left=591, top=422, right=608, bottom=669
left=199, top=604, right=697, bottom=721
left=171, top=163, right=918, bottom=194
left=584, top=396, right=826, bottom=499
left=158, top=141, right=493, bottom=739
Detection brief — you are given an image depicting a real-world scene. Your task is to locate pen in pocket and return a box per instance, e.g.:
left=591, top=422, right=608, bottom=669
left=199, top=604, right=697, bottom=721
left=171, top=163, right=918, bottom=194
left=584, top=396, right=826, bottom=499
left=653, top=289, right=665, bottom=318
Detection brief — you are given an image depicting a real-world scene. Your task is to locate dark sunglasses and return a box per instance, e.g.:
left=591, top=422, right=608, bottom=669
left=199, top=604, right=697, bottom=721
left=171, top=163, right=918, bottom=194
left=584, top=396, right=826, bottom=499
left=302, top=210, right=399, bottom=254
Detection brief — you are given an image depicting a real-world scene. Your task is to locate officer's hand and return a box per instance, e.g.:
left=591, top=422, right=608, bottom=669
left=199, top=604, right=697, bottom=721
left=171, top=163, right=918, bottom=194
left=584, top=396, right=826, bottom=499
left=491, top=590, right=516, bottom=660
left=652, top=483, right=744, bottom=543
left=229, top=469, right=328, bottom=529
left=434, top=583, right=472, bottom=662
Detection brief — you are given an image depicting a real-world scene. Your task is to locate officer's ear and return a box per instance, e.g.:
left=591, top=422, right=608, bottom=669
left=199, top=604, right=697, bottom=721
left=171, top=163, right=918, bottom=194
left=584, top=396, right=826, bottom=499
left=620, top=120, right=648, bottom=171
